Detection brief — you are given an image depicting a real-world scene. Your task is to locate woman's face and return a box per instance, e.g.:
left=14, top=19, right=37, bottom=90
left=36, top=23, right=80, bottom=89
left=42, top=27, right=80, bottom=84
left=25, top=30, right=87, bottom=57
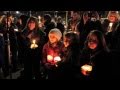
left=83, top=14, right=89, bottom=21
left=63, top=37, right=70, bottom=48
left=88, top=35, right=98, bottom=50
left=49, top=33, right=58, bottom=44
left=5, top=18, right=12, bottom=26
left=108, top=14, right=116, bottom=23
left=28, top=21, right=36, bottom=30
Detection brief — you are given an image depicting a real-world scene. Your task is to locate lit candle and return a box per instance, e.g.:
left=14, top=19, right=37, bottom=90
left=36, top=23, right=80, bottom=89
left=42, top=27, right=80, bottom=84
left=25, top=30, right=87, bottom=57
left=38, top=16, right=41, bottom=24
left=30, top=39, right=38, bottom=49
left=109, top=22, right=113, bottom=27
left=38, top=16, right=41, bottom=20
left=81, top=64, right=92, bottom=76
left=33, top=40, right=36, bottom=44
left=108, top=22, right=113, bottom=32
left=54, top=56, right=61, bottom=67
left=14, top=28, right=19, bottom=32
left=54, top=56, right=61, bottom=62
left=47, top=55, right=53, bottom=63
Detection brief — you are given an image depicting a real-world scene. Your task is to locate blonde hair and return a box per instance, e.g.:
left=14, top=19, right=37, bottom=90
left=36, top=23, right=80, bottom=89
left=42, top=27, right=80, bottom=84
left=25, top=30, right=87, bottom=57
left=107, top=11, right=120, bottom=21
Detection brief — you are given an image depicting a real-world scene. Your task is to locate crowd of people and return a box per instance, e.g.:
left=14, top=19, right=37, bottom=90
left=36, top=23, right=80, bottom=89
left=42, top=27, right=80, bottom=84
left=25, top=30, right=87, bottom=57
left=0, top=11, right=120, bottom=80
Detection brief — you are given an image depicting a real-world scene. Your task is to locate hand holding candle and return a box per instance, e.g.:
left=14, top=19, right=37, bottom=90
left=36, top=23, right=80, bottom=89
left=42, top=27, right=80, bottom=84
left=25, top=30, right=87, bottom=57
left=54, top=56, right=61, bottom=67
left=108, top=22, right=113, bottom=32
left=47, top=55, right=53, bottom=63
left=81, top=64, right=92, bottom=76
left=54, top=56, right=61, bottom=62
left=30, top=39, right=38, bottom=49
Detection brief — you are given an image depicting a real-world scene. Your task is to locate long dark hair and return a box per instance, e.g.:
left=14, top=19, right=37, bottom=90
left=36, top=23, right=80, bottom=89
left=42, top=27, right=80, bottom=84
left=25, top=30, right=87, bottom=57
left=64, top=31, right=80, bottom=60
left=84, top=30, right=110, bottom=52
left=24, top=16, right=39, bottom=31
left=64, top=31, right=80, bottom=49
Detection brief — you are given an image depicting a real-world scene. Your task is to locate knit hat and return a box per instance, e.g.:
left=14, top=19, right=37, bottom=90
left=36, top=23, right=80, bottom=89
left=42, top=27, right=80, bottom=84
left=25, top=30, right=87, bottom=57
left=49, top=28, right=62, bottom=41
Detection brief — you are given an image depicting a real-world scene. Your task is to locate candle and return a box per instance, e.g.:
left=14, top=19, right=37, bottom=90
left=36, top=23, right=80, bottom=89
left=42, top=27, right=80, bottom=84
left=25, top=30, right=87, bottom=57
left=47, top=55, right=53, bottom=63
left=38, top=16, right=41, bottom=20
left=108, top=23, right=113, bottom=32
left=14, top=29, right=18, bottom=32
left=109, top=22, right=113, bottom=27
left=30, top=39, right=38, bottom=49
left=81, top=64, right=92, bottom=71
left=54, top=56, right=61, bottom=62
left=81, top=64, right=92, bottom=76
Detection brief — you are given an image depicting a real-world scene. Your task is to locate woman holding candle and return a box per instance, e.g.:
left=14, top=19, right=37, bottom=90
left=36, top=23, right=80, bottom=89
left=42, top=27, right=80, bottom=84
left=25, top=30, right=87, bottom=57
left=102, top=11, right=120, bottom=49
left=42, top=28, right=63, bottom=80
left=20, top=16, right=46, bottom=79
left=56, top=31, right=80, bottom=80
left=80, top=30, right=111, bottom=80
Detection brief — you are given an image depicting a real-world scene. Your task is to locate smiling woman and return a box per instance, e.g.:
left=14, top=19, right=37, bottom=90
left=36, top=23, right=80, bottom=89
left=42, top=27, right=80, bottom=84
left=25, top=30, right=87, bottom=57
left=80, top=30, right=111, bottom=80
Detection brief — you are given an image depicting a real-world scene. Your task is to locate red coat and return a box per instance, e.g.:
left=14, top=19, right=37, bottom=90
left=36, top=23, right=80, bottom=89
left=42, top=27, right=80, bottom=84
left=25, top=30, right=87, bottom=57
left=42, top=41, right=64, bottom=69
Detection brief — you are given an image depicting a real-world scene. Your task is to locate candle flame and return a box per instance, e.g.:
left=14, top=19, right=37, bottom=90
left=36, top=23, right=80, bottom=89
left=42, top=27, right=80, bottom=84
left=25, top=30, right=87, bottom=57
left=47, top=55, right=53, bottom=62
left=81, top=64, right=92, bottom=72
left=30, top=39, right=38, bottom=49
left=32, top=40, right=36, bottom=44
left=109, top=23, right=113, bottom=27
left=54, top=56, right=61, bottom=62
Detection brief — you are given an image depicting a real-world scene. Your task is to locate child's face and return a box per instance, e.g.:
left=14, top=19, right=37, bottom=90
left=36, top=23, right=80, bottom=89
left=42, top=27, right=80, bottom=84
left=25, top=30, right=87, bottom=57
left=63, top=37, right=69, bottom=48
left=49, top=33, right=58, bottom=44
left=88, top=35, right=98, bottom=50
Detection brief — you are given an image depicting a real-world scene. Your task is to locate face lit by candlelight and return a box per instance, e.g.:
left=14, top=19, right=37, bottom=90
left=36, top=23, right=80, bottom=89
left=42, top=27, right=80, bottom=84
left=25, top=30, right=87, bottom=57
left=49, top=33, right=58, bottom=44
left=88, top=35, right=98, bottom=50
left=63, top=37, right=70, bottom=48
left=108, top=14, right=116, bottom=23
left=28, top=21, right=36, bottom=30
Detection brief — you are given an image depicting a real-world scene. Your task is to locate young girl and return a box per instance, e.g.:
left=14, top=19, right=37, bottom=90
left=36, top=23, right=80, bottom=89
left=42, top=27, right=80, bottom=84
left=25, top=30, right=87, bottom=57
left=80, top=30, right=111, bottom=80
left=42, top=28, right=63, bottom=80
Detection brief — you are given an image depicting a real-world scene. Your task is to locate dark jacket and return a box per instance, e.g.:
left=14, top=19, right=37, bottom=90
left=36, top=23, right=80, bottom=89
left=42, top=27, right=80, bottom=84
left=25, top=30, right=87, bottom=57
left=78, top=19, right=103, bottom=50
left=80, top=48, right=111, bottom=80
left=0, top=23, right=18, bottom=76
left=57, top=45, right=80, bottom=80
left=21, top=28, right=46, bottom=79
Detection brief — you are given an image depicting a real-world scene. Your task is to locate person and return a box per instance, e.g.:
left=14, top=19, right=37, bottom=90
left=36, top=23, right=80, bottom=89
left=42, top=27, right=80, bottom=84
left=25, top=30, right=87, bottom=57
left=56, top=16, right=65, bottom=37
left=68, top=11, right=81, bottom=34
left=15, top=15, right=29, bottom=67
left=57, top=31, right=80, bottom=80
left=102, top=11, right=120, bottom=49
left=42, top=28, right=63, bottom=80
left=78, top=11, right=103, bottom=50
left=16, top=15, right=29, bottom=32
left=0, top=15, right=19, bottom=77
left=20, top=16, right=45, bottom=79
left=43, top=14, right=56, bottom=43
left=0, top=33, right=4, bottom=79
left=80, top=30, right=111, bottom=80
